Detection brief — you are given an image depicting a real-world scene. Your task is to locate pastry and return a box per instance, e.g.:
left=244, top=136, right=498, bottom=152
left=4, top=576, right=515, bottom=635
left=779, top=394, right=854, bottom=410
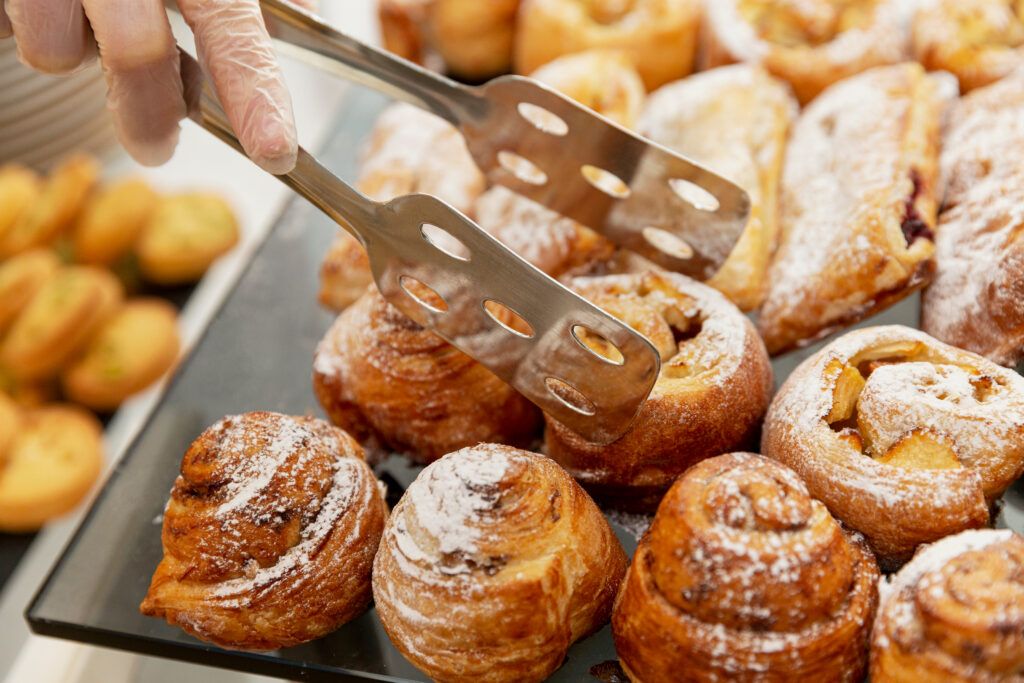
left=379, top=0, right=436, bottom=68
left=73, top=177, right=158, bottom=266
left=0, top=405, right=103, bottom=532
left=0, top=153, right=99, bottom=257
left=373, top=443, right=627, bottom=683
left=0, top=164, right=41, bottom=239
left=140, top=412, right=387, bottom=650
left=544, top=271, right=773, bottom=511
left=871, top=529, right=1024, bottom=682
left=762, top=325, right=1024, bottom=569
left=529, top=49, right=647, bottom=129
left=921, top=71, right=1024, bottom=368
left=613, top=452, right=880, bottom=682
left=0, top=392, right=20, bottom=467
left=514, top=0, right=700, bottom=90
left=758, top=63, right=945, bottom=355
left=313, top=288, right=540, bottom=463
left=912, top=0, right=1024, bottom=93
left=702, top=0, right=908, bottom=104
left=0, top=248, right=60, bottom=333
left=638, top=64, right=797, bottom=311
left=136, top=193, right=239, bottom=285
left=0, top=265, right=123, bottom=381
left=318, top=233, right=373, bottom=312
left=62, top=299, right=180, bottom=411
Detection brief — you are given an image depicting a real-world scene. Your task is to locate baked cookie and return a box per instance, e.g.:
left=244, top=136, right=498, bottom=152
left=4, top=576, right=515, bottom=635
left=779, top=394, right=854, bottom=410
left=62, top=299, right=180, bottom=411
left=0, top=165, right=41, bottom=239
left=0, top=248, right=60, bottom=333
left=0, top=405, right=103, bottom=532
left=73, top=177, right=158, bottom=266
left=136, top=193, right=239, bottom=285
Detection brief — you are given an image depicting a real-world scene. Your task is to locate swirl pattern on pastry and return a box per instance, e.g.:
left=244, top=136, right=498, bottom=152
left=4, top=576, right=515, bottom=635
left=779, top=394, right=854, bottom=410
left=921, top=70, right=1024, bottom=368
left=313, top=288, right=540, bottom=463
left=544, top=271, right=773, bottom=511
left=758, top=63, right=945, bottom=354
left=762, top=325, right=1024, bottom=569
left=871, top=529, right=1024, bottom=682
left=140, top=412, right=387, bottom=650
left=613, top=452, right=880, bottom=683
left=703, top=0, right=907, bottom=103
left=373, top=443, right=627, bottom=683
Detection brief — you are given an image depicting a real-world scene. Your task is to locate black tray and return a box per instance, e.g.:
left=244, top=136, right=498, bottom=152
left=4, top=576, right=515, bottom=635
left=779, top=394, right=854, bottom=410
left=26, top=89, right=1024, bottom=682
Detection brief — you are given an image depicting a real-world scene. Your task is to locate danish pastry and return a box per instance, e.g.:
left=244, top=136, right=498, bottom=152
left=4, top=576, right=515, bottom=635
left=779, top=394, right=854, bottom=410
left=613, top=452, right=880, bottom=682
left=0, top=165, right=40, bottom=239
left=140, top=412, right=387, bottom=650
left=921, top=71, right=1024, bottom=368
left=136, top=193, right=239, bottom=285
left=638, top=64, right=796, bottom=311
left=0, top=393, right=20, bottom=466
left=871, top=529, right=1024, bottom=682
left=373, top=443, right=627, bottom=683
left=514, top=0, right=700, bottom=90
left=758, top=63, right=944, bottom=355
left=313, top=288, right=540, bottom=463
left=0, top=265, right=123, bottom=381
left=0, top=405, right=103, bottom=532
left=62, top=299, right=180, bottom=411
left=912, top=0, right=1024, bottom=93
left=73, top=177, right=158, bottom=266
left=544, top=271, right=773, bottom=511
left=530, top=49, right=646, bottom=129
left=0, top=248, right=60, bottom=333
left=762, top=325, right=1024, bottom=569
left=702, top=0, right=909, bottom=104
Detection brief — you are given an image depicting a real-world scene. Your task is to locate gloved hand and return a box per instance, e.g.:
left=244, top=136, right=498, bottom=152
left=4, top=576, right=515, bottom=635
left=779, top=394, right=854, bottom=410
left=0, top=0, right=313, bottom=174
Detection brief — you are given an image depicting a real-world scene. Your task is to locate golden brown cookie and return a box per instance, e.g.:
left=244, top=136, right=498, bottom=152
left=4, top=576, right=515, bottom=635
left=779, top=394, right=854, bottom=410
left=0, top=266, right=124, bottom=381
left=0, top=248, right=61, bottom=333
left=0, top=165, right=41, bottom=239
left=62, top=299, right=180, bottom=411
left=0, top=405, right=103, bottom=532
left=136, top=193, right=239, bottom=285
left=73, top=177, right=158, bottom=266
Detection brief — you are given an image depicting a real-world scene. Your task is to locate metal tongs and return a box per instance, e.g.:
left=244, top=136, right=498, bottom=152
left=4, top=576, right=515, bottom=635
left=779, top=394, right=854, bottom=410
left=180, top=0, right=751, bottom=445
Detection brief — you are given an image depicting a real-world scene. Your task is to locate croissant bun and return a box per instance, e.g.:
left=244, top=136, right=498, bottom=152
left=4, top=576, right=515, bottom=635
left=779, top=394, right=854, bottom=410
left=871, top=529, right=1024, bottom=682
left=140, top=412, right=387, bottom=650
left=373, top=443, right=628, bottom=683
left=613, top=452, right=880, bottom=682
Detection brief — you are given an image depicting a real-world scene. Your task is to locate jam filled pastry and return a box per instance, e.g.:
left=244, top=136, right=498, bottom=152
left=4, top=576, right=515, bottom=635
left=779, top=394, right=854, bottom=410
left=921, top=71, right=1024, bottom=368
left=912, top=0, right=1024, bottom=93
left=544, top=271, right=773, bottom=512
left=758, top=63, right=945, bottom=355
left=313, top=288, right=540, bottom=464
left=373, top=444, right=627, bottom=683
left=762, top=325, right=1024, bottom=570
left=613, top=452, right=880, bottom=683
left=514, top=0, right=700, bottom=90
left=140, top=412, right=387, bottom=650
left=871, top=529, right=1024, bottom=682
left=638, top=64, right=797, bottom=311
left=702, top=0, right=908, bottom=104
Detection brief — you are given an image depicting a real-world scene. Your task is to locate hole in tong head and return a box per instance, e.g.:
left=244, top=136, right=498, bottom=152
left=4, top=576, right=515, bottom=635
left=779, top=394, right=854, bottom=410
left=497, top=150, right=548, bottom=186
left=571, top=325, right=625, bottom=365
left=517, top=102, right=569, bottom=136
left=669, top=178, right=720, bottom=212
left=545, top=377, right=597, bottom=416
left=483, top=299, right=534, bottom=338
left=421, top=223, right=470, bottom=261
left=642, top=226, right=695, bottom=260
left=581, top=165, right=631, bottom=199
left=399, top=276, right=448, bottom=314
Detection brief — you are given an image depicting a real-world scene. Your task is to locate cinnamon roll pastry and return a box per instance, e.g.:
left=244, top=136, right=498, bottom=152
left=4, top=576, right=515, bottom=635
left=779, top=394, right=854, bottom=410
left=514, top=0, right=700, bottom=90
left=921, top=71, right=1024, bottom=368
left=702, top=0, right=908, bottom=104
left=638, top=65, right=797, bottom=311
left=530, top=49, right=646, bottom=129
left=139, top=412, right=387, bottom=650
left=373, top=444, right=627, bottom=683
left=912, top=0, right=1024, bottom=93
left=613, top=452, right=880, bottom=683
left=871, top=529, right=1024, bottom=682
left=544, top=271, right=773, bottom=512
left=762, top=325, right=1024, bottom=569
left=759, top=63, right=945, bottom=355
left=313, top=288, right=540, bottom=463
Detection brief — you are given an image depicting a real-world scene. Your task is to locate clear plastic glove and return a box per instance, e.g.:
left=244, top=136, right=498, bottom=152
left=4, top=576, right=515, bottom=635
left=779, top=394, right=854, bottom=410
left=0, top=0, right=314, bottom=174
